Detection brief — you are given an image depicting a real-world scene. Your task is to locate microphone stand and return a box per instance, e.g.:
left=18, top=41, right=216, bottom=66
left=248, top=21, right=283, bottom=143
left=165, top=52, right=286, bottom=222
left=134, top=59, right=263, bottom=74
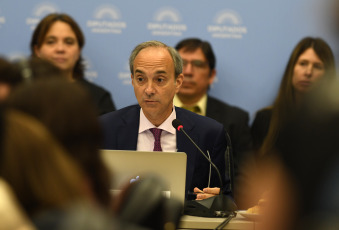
left=174, top=120, right=237, bottom=217
left=179, top=128, right=224, bottom=194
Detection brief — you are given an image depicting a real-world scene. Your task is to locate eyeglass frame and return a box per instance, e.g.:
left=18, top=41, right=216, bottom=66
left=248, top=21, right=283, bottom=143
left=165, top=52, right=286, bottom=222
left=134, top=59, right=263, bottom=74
left=182, top=59, right=209, bottom=70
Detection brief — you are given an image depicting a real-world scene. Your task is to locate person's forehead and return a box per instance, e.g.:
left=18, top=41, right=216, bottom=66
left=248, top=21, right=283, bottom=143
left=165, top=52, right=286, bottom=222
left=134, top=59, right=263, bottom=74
left=179, top=47, right=206, bottom=60
left=47, top=21, right=72, bottom=31
left=138, top=46, right=169, bottom=57
left=134, top=47, right=173, bottom=66
left=44, top=22, right=76, bottom=39
left=298, top=48, right=319, bottom=58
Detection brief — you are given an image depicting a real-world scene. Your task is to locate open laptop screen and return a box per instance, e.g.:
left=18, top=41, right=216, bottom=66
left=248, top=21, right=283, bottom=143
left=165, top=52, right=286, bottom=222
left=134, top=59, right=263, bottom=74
left=100, top=149, right=187, bottom=204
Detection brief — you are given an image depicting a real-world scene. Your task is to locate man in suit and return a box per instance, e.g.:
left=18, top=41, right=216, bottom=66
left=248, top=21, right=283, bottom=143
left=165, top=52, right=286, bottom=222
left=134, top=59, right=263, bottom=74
left=173, top=38, right=252, bottom=200
left=99, top=40, right=231, bottom=200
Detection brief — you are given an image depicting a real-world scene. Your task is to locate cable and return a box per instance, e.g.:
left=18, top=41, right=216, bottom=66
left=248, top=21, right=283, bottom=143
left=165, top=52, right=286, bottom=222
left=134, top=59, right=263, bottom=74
left=207, top=150, right=211, bottom=187
left=213, top=211, right=236, bottom=230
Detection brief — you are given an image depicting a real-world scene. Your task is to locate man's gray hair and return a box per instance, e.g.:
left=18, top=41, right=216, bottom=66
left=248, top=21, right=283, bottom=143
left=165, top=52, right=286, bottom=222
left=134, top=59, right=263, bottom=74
left=129, top=40, right=183, bottom=78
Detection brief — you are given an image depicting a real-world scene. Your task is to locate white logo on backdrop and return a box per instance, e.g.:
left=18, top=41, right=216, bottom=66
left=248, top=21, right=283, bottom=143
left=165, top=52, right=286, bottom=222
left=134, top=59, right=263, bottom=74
left=83, top=56, right=98, bottom=82
left=87, top=5, right=126, bottom=34
left=0, top=9, right=5, bottom=29
left=207, top=9, right=248, bottom=39
left=118, top=62, right=131, bottom=85
left=147, top=7, right=187, bottom=36
left=26, top=3, right=59, bottom=30
left=7, top=52, right=28, bottom=61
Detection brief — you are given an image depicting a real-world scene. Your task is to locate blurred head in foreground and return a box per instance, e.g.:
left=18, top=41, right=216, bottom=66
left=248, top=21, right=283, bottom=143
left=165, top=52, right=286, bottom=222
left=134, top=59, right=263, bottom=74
left=258, top=79, right=339, bottom=230
left=0, top=57, right=65, bottom=104
left=7, top=78, right=112, bottom=208
left=0, top=57, right=21, bottom=103
left=0, top=109, right=88, bottom=217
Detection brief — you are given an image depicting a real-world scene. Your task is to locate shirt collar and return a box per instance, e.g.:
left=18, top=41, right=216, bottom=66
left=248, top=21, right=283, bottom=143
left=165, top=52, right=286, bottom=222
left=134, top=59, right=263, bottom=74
left=139, top=106, right=177, bottom=134
left=173, top=94, right=207, bottom=116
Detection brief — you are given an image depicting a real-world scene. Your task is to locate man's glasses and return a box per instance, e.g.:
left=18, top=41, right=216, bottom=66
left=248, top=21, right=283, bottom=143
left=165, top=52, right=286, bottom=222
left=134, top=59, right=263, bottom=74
left=182, top=59, right=209, bottom=70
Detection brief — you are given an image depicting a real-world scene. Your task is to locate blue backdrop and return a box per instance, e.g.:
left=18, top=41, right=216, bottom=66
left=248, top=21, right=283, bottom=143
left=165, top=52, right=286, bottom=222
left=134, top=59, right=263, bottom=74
left=0, top=0, right=337, bottom=123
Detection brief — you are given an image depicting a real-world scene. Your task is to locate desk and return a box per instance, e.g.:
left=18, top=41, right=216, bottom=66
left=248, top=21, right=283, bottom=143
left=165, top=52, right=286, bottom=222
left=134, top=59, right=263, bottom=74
left=178, top=214, right=258, bottom=230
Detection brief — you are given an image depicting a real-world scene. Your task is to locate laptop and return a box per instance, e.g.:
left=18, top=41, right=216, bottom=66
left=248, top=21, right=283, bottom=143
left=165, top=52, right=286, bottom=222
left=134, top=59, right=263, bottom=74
left=100, top=149, right=187, bottom=204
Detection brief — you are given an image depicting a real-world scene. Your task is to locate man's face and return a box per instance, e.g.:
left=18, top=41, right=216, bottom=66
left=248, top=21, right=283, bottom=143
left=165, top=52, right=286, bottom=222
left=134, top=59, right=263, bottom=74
left=131, top=47, right=183, bottom=125
left=177, top=48, right=216, bottom=102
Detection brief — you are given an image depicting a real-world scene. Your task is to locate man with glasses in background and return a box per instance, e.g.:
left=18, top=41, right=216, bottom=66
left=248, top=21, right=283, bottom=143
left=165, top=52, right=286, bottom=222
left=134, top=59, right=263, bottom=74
left=173, top=38, right=252, bottom=207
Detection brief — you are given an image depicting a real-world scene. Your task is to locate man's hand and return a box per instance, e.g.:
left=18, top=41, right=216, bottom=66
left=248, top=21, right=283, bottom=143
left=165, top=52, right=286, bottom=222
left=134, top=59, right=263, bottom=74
left=194, top=187, right=220, bottom=200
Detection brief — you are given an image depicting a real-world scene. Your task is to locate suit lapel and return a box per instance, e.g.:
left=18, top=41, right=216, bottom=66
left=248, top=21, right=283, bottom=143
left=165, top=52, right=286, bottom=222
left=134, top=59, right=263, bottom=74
left=117, top=105, right=140, bottom=150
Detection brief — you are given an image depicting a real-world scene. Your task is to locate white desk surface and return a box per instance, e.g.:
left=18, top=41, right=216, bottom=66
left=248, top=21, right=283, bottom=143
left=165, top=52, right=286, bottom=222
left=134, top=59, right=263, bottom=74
left=178, top=214, right=258, bottom=230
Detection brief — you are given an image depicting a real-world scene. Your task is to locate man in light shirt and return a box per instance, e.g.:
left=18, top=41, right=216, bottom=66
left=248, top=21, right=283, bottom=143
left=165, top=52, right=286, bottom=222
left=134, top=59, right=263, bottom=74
left=99, top=40, right=231, bottom=200
left=174, top=38, right=252, bottom=203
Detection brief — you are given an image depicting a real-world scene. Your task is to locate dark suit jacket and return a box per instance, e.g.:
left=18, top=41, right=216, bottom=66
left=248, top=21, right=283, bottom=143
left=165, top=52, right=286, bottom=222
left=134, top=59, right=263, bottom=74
left=99, top=105, right=231, bottom=198
left=206, top=96, right=252, bottom=177
left=78, top=78, right=116, bottom=115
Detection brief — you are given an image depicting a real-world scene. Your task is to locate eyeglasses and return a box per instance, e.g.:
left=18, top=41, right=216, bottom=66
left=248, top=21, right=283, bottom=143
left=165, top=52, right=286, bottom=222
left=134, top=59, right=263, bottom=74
left=182, top=59, right=209, bottom=70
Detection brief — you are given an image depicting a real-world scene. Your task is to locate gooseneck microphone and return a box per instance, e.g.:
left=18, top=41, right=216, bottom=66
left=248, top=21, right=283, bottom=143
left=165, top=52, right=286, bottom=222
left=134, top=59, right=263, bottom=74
left=172, top=119, right=223, bottom=194
left=172, top=119, right=237, bottom=218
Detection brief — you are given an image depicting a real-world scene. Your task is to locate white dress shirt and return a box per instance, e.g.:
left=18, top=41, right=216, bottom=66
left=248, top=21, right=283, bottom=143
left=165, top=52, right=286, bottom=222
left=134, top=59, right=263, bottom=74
left=137, top=107, right=177, bottom=152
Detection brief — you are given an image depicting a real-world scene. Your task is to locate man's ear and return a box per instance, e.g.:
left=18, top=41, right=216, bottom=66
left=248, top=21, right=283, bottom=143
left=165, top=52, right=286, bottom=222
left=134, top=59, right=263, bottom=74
left=131, top=74, right=134, bottom=86
left=208, top=69, right=216, bottom=85
left=175, top=73, right=184, bottom=93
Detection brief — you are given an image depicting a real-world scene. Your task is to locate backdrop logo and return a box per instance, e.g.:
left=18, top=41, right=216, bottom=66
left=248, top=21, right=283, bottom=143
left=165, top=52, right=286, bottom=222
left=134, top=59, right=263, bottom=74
left=87, top=5, right=126, bottom=34
left=118, top=62, right=131, bottom=85
left=0, top=8, right=5, bottom=29
left=147, top=7, right=186, bottom=36
left=208, top=9, right=247, bottom=39
left=83, top=56, right=98, bottom=82
left=26, top=3, right=59, bottom=30
left=8, top=53, right=26, bottom=61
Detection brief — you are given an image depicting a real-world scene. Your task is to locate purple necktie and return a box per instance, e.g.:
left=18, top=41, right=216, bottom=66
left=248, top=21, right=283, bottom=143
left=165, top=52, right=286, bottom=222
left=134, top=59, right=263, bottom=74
left=150, top=128, right=162, bottom=151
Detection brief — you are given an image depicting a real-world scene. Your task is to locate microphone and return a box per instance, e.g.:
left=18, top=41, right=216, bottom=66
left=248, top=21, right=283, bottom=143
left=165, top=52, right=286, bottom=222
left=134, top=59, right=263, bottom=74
left=172, top=119, right=224, bottom=194
left=172, top=119, right=237, bottom=217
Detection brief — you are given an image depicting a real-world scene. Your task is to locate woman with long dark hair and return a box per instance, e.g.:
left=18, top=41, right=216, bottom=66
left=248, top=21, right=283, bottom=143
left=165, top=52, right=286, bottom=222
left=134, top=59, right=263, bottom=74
left=251, top=37, right=337, bottom=157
